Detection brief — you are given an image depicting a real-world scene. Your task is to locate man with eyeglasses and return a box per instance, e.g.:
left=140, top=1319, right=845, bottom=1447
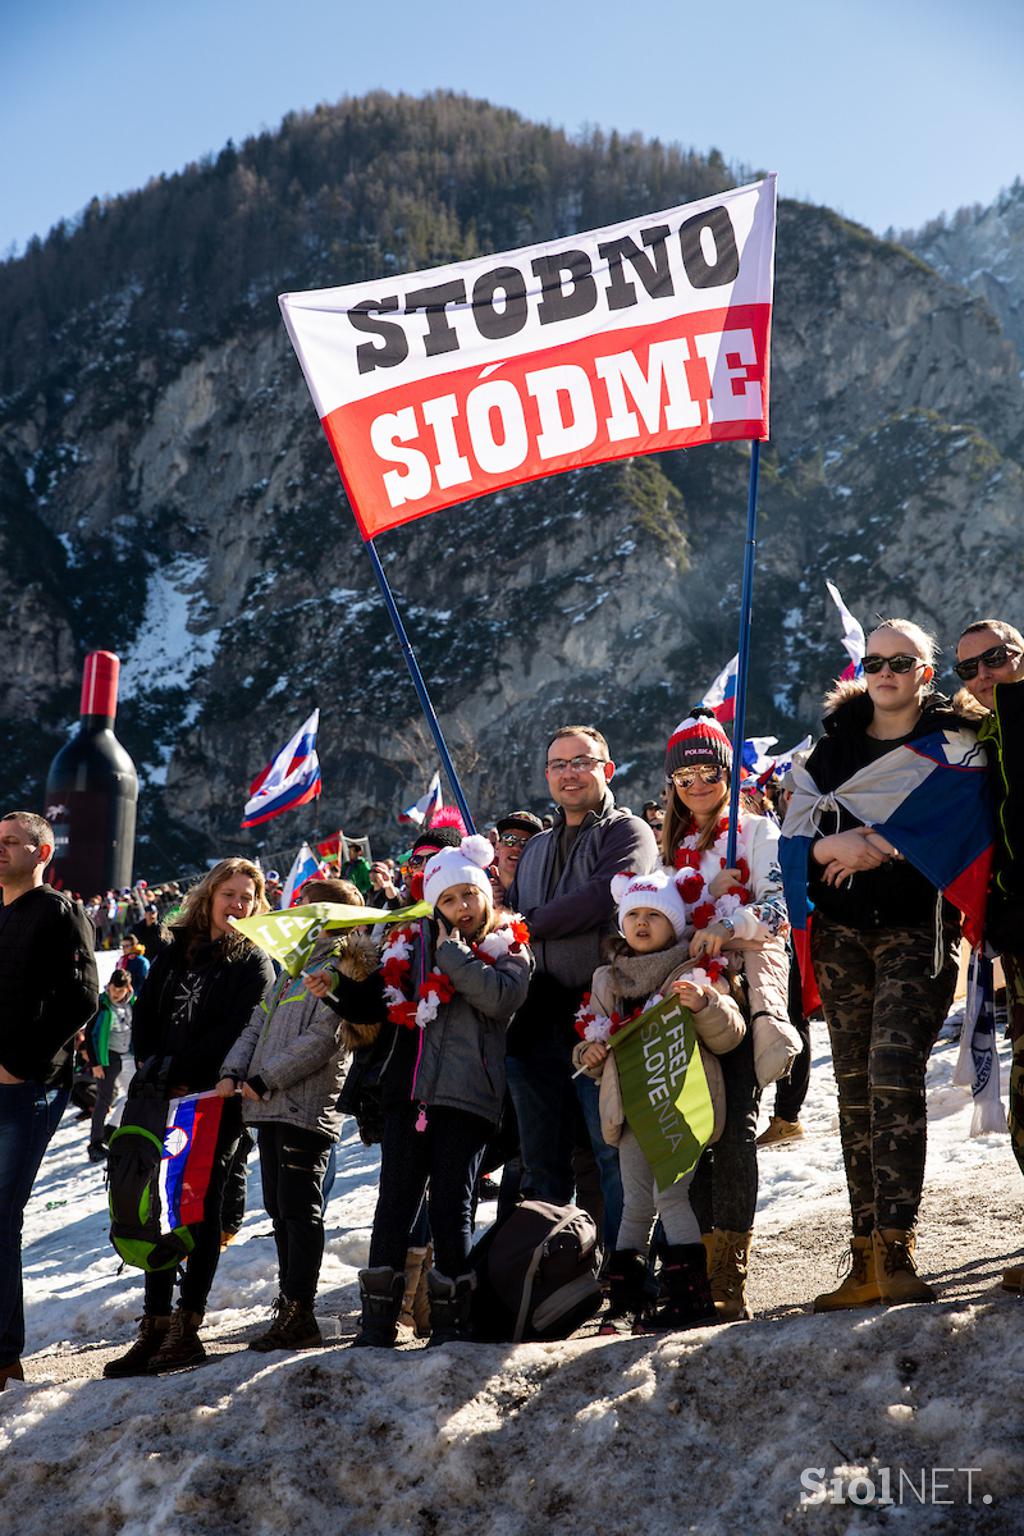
left=954, top=620, right=1024, bottom=1291
left=506, top=727, right=659, bottom=1244
left=0, top=811, right=99, bottom=1388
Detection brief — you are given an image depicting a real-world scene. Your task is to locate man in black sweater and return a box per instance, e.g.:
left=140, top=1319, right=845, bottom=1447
left=0, top=811, right=98, bottom=1387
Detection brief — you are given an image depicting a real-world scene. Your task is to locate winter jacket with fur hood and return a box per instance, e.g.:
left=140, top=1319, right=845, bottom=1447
left=220, top=930, right=379, bottom=1140
left=326, top=916, right=533, bottom=1127
left=571, top=939, right=745, bottom=1147
left=802, top=682, right=982, bottom=931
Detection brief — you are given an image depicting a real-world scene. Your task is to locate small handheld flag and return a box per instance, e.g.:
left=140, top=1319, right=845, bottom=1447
left=399, top=770, right=443, bottom=827
left=242, top=709, right=322, bottom=828
left=281, top=842, right=328, bottom=909
left=825, top=581, right=866, bottom=680
left=700, top=656, right=739, bottom=725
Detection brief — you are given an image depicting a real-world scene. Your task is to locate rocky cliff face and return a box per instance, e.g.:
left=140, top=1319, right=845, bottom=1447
left=2, top=97, right=1022, bottom=873
left=903, top=181, right=1024, bottom=369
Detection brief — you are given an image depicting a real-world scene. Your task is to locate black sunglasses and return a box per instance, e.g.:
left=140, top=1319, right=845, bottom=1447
left=953, top=643, right=1021, bottom=681
left=862, top=653, right=923, bottom=676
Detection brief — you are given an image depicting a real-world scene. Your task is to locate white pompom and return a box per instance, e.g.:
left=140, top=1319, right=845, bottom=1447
left=461, top=834, right=495, bottom=869
left=610, top=871, right=635, bottom=903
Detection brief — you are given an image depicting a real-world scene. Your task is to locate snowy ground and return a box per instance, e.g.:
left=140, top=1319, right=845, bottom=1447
left=3, top=988, right=1023, bottom=1534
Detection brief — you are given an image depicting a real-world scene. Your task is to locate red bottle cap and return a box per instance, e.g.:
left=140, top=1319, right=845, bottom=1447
left=80, top=651, right=120, bottom=719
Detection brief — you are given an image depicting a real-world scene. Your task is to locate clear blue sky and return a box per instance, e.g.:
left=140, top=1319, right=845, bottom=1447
left=3, top=0, right=1021, bottom=256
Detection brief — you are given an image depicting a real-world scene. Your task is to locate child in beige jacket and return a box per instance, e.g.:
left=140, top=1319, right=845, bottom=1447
left=573, top=869, right=745, bottom=1333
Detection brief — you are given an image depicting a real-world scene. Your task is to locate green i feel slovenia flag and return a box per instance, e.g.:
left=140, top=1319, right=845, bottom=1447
left=232, top=900, right=430, bottom=977
left=609, top=993, right=715, bottom=1193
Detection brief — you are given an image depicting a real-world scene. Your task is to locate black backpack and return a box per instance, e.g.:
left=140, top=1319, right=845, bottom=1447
left=469, top=1200, right=602, bottom=1342
left=106, top=1069, right=196, bottom=1272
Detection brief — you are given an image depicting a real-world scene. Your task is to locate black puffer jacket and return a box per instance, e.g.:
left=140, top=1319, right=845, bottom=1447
left=132, top=932, right=275, bottom=1091
left=803, top=684, right=981, bottom=931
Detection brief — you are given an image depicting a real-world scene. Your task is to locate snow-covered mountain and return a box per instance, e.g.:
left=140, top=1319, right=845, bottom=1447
left=901, top=180, right=1024, bottom=369
left=2, top=95, right=1023, bottom=873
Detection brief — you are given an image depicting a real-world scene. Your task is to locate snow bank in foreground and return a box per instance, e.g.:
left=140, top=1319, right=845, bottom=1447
left=3, top=1020, right=1022, bottom=1533
left=2, top=1302, right=1022, bottom=1535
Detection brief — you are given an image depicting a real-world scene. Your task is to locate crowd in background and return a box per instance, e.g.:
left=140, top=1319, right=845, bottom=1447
left=2, top=612, right=1024, bottom=1387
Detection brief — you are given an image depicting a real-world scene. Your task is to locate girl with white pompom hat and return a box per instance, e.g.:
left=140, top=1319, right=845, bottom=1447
left=320, top=833, right=533, bottom=1348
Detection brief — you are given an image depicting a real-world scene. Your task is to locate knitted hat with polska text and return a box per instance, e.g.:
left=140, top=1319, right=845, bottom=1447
left=611, top=868, right=688, bottom=941
left=423, top=835, right=496, bottom=909
left=664, top=706, right=732, bottom=775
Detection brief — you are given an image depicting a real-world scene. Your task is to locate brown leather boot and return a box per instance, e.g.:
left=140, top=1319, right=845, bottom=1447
left=103, top=1315, right=172, bottom=1378
left=146, top=1307, right=207, bottom=1372
left=709, top=1229, right=753, bottom=1321
left=872, top=1228, right=935, bottom=1304
left=813, top=1236, right=881, bottom=1312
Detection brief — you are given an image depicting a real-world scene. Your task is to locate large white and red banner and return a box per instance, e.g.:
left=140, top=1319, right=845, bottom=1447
left=280, top=176, right=776, bottom=541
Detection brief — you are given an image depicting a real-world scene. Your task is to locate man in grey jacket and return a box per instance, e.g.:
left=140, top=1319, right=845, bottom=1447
left=507, top=726, right=660, bottom=1241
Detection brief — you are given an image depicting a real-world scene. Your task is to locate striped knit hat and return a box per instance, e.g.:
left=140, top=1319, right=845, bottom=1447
left=665, top=707, right=732, bottom=775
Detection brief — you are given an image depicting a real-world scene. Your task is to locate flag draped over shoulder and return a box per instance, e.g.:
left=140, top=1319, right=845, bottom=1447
left=242, top=710, right=322, bottom=828
left=233, top=900, right=430, bottom=977
left=279, top=178, right=776, bottom=540
left=780, top=729, right=994, bottom=998
left=609, top=994, right=715, bottom=1193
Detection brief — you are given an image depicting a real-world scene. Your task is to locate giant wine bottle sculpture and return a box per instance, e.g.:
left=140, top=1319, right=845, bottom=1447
left=45, top=651, right=138, bottom=893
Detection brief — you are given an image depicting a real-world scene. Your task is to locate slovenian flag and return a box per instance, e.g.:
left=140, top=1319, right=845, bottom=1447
left=781, top=726, right=994, bottom=1016
left=772, top=734, right=814, bottom=780
left=281, top=842, right=328, bottom=909
left=741, top=736, right=779, bottom=779
left=700, top=655, right=739, bottom=725
left=399, top=770, right=443, bottom=826
left=826, top=580, right=866, bottom=681
left=242, top=709, right=322, bottom=828
left=159, top=1091, right=225, bottom=1232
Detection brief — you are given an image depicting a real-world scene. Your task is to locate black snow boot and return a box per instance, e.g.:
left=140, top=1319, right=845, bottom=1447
left=640, top=1244, right=717, bottom=1333
left=599, top=1249, right=648, bottom=1335
left=352, top=1266, right=405, bottom=1348
left=426, top=1269, right=476, bottom=1346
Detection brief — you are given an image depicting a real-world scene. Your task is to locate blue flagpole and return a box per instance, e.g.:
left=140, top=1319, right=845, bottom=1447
left=725, top=438, right=762, bottom=868
left=364, top=537, right=476, bottom=835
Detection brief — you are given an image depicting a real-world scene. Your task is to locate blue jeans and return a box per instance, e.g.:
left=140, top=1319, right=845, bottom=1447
left=574, top=1073, right=623, bottom=1250
left=0, top=1081, right=68, bottom=1363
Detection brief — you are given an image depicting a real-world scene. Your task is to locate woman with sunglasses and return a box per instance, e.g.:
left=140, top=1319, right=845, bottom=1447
left=661, top=709, right=791, bottom=1321
left=800, top=618, right=978, bottom=1312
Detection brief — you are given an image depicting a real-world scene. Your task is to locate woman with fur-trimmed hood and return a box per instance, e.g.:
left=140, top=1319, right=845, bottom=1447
left=795, top=619, right=984, bottom=1314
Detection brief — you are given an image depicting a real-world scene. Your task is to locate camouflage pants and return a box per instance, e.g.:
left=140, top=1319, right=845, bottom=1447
left=811, top=913, right=958, bottom=1237
left=1001, top=951, right=1024, bottom=1179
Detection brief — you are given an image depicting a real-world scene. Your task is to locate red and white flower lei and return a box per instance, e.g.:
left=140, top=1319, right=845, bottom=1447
left=574, top=962, right=725, bottom=1044
left=673, top=815, right=751, bottom=931
left=380, top=917, right=530, bottom=1030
